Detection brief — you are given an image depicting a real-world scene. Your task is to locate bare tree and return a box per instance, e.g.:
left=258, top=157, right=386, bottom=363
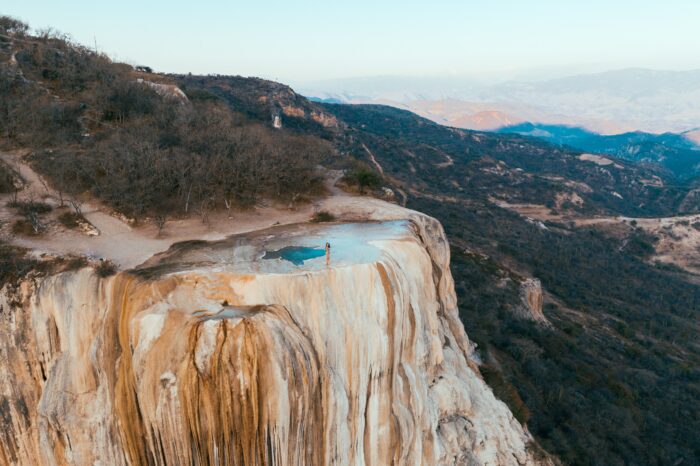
left=69, top=198, right=83, bottom=217
left=37, top=175, right=51, bottom=196
left=184, top=184, right=192, bottom=214
left=26, top=210, right=43, bottom=234
left=223, top=196, right=233, bottom=219
left=197, top=198, right=211, bottom=226
left=53, top=164, right=66, bottom=207
left=19, top=195, right=45, bottom=234
left=153, top=215, right=167, bottom=238
left=56, top=185, right=65, bottom=207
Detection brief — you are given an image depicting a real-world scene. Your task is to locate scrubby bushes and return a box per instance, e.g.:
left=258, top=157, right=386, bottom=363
left=58, top=211, right=85, bottom=229
left=8, top=200, right=52, bottom=215
left=0, top=161, right=19, bottom=193
left=0, top=18, right=332, bottom=219
left=480, top=364, right=531, bottom=424
left=8, top=200, right=52, bottom=235
left=0, top=24, right=116, bottom=146
left=30, top=99, right=329, bottom=217
left=0, top=242, right=38, bottom=286
left=343, top=164, right=382, bottom=193
left=0, top=16, right=29, bottom=36
left=95, top=259, right=117, bottom=277
left=311, top=210, right=336, bottom=223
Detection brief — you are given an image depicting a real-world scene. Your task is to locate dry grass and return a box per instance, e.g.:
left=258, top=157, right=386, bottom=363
left=11, top=219, right=41, bottom=236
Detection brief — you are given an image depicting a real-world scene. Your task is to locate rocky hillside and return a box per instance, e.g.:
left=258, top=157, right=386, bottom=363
left=323, top=103, right=700, bottom=217
left=175, top=74, right=340, bottom=134
left=314, top=103, right=700, bottom=466
left=0, top=20, right=334, bottom=218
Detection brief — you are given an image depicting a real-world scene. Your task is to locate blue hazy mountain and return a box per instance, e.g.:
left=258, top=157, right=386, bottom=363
left=496, top=123, right=700, bottom=178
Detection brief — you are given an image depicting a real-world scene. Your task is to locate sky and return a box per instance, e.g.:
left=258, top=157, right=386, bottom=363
left=4, top=1, right=700, bottom=84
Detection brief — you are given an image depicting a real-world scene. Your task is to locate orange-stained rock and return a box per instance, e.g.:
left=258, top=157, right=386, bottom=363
left=0, top=215, right=549, bottom=465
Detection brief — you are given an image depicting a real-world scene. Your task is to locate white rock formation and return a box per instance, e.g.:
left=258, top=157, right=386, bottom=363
left=136, top=78, right=189, bottom=102
left=0, top=215, right=549, bottom=465
left=515, top=278, right=549, bottom=325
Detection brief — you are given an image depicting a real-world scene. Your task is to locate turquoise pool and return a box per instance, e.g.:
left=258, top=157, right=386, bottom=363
left=263, top=246, right=326, bottom=265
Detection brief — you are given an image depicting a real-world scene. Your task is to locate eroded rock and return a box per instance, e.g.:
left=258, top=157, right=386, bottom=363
left=0, top=216, right=549, bottom=465
left=515, top=278, right=549, bottom=325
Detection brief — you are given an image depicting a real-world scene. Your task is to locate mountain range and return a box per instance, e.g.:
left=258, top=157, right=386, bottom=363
left=302, top=68, right=700, bottom=134
left=496, top=123, right=700, bottom=178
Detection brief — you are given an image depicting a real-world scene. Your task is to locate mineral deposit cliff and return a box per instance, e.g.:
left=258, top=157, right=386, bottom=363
left=0, top=213, right=547, bottom=465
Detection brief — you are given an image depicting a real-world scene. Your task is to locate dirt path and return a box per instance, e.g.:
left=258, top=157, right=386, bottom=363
left=362, top=143, right=385, bottom=176
left=1, top=152, right=406, bottom=268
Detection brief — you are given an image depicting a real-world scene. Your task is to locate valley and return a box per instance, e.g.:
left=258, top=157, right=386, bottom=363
left=498, top=199, right=700, bottom=276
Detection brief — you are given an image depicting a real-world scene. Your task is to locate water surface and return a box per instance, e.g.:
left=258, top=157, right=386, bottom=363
left=264, top=246, right=325, bottom=265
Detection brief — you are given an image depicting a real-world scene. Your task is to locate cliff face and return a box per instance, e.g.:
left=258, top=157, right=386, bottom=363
left=0, top=216, right=545, bottom=465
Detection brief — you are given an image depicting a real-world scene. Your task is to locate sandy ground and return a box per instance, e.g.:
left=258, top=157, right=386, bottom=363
left=1, top=151, right=408, bottom=268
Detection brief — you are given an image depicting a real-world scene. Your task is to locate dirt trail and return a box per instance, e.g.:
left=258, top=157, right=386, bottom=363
left=493, top=197, right=700, bottom=275
left=362, top=143, right=385, bottom=176
left=1, top=152, right=401, bottom=268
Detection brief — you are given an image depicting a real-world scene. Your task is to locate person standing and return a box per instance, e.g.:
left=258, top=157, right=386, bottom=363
left=325, top=242, right=331, bottom=266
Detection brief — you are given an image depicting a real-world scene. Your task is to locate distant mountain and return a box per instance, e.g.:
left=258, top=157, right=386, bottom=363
left=370, top=99, right=632, bottom=134
left=684, top=128, right=700, bottom=145
left=299, top=75, right=482, bottom=102
left=496, top=123, right=700, bottom=178
left=306, top=96, right=346, bottom=104
left=375, top=100, right=530, bottom=131
left=302, top=68, right=700, bottom=134
left=453, top=109, right=520, bottom=131
left=520, top=68, right=700, bottom=95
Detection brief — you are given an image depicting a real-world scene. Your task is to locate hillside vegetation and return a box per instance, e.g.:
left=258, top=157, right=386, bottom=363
left=0, top=159, right=18, bottom=192
left=319, top=102, right=700, bottom=465
left=0, top=17, right=332, bottom=218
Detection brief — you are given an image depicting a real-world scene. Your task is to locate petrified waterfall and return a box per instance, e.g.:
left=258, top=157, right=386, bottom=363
left=0, top=216, right=543, bottom=465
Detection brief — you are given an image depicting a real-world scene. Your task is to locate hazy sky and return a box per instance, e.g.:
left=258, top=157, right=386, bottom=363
left=5, top=1, right=700, bottom=84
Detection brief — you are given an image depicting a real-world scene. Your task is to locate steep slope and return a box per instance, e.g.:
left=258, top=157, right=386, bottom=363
left=0, top=214, right=549, bottom=466
left=323, top=103, right=698, bottom=217
left=174, top=74, right=340, bottom=134
left=0, top=25, right=334, bottom=218
left=317, top=102, right=700, bottom=465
